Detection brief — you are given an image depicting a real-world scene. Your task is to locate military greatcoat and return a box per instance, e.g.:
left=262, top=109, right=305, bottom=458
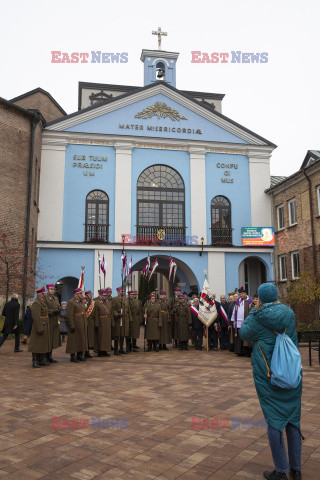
left=113, top=296, right=131, bottom=338
left=129, top=298, right=143, bottom=339
left=145, top=302, right=161, bottom=341
left=44, top=293, right=61, bottom=350
left=66, top=297, right=88, bottom=354
left=159, top=299, right=172, bottom=344
left=176, top=302, right=192, bottom=342
left=94, top=298, right=113, bottom=352
left=171, top=296, right=179, bottom=340
left=28, top=297, right=51, bottom=353
left=85, top=298, right=96, bottom=349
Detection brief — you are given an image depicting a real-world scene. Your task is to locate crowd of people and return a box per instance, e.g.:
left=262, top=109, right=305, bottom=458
left=0, top=283, right=257, bottom=367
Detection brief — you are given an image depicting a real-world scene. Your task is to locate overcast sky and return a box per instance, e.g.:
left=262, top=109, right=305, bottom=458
left=2, top=0, right=319, bottom=175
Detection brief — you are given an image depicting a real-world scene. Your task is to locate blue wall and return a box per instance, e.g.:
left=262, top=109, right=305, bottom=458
left=205, top=153, right=251, bottom=246
left=131, top=148, right=191, bottom=239
left=36, top=248, right=95, bottom=293
left=65, top=94, right=248, bottom=144
left=63, top=144, right=116, bottom=242
left=225, top=252, right=273, bottom=295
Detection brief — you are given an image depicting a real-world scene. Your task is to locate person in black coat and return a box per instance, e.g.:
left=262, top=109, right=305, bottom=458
left=21, top=302, right=33, bottom=344
left=208, top=295, right=222, bottom=351
left=0, top=295, right=22, bottom=352
left=191, top=298, right=203, bottom=350
left=219, top=295, right=230, bottom=350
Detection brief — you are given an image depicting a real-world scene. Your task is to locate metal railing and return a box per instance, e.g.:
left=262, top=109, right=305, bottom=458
left=84, top=224, right=109, bottom=243
left=136, top=225, right=187, bottom=246
left=211, top=227, right=233, bottom=246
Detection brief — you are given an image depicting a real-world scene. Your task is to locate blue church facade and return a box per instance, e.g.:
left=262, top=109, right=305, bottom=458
left=37, top=47, right=276, bottom=301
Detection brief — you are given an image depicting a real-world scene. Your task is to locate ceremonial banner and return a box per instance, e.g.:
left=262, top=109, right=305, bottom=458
left=149, top=258, right=158, bottom=280
left=169, top=256, right=177, bottom=283
left=198, top=278, right=218, bottom=328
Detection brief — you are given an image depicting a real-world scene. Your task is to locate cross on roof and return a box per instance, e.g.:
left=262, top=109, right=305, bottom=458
left=152, top=27, right=167, bottom=50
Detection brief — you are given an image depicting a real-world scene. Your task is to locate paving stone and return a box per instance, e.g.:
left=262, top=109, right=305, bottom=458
left=0, top=339, right=318, bottom=479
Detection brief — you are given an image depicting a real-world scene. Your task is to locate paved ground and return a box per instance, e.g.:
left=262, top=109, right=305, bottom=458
left=0, top=336, right=319, bottom=480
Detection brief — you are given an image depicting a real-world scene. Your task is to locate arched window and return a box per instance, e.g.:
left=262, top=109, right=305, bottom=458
left=137, top=165, right=185, bottom=244
left=210, top=196, right=232, bottom=245
left=85, top=190, right=109, bottom=242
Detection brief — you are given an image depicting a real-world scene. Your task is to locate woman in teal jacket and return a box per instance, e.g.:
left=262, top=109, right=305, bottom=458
left=240, top=283, right=302, bottom=480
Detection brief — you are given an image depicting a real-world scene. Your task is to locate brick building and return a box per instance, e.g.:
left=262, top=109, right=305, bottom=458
left=267, top=150, right=320, bottom=306
left=0, top=88, right=66, bottom=312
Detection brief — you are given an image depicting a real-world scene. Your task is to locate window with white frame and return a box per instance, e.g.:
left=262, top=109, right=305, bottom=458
left=288, top=198, right=297, bottom=226
left=317, top=186, right=320, bottom=215
left=279, top=255, right=287, bottom=281
left=291, top=251, right=300, bottom=280
left=277, top=204, right=285, bottom=230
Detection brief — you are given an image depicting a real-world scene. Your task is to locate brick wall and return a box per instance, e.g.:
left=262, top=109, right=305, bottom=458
left=12, top=91, right=64, bottom=123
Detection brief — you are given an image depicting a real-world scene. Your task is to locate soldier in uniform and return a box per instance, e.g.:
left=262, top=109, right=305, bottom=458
left=144, top=293, right=161, bottom=352
left=44, top=283, right=61, bottom=363
left=159, top=290, right=171, bottom=350
left=66, top=288, right=88, bottom=362
left=128, top=290, right=142, bottom=352
left=171, top=287, right=180, bottom=348
left=113, top=287, right=131, bottom=355
left=85, top=290, right=95, bottom=358
left=176, top=294, right=192, bottom=350
left=94, top=288, right=113, bottom=357
left=29, top=287, right=51, bottom=368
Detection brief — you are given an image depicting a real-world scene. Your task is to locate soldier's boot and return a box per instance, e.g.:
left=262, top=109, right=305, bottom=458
left=132, top=339, right=139, bottom=352
left=147, top=341, right=152, bottom=352
left=70, top=353, right=78, bottom=363
left=159, top=344, right=163, bottom=350
left=77, top=352, right=86, bottom=361
left=185, top=342, right=189, bottom=350
left=153, top=341, right=159, bottom=352
left=85, top=351, right=93, bottom=358
left=179, top=342, right=184, bottom=350
left=163, top=344, right=169, bottom=351
left=32, top=353, right=41, bottom=368
left=120, top=338, right=128, bottom=354
left=133, top=338, right=140, bottom=350
left=174, top=340, right=178, bottom=348
left=40, top=353, right=50, bottom=366
left=114, top=339, right=120, bottom=355
left=48, top=351, right=58, bottom=363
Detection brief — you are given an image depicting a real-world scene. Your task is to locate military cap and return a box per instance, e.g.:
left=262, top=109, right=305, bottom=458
left=36, top=286, right=46, bottom=294
left=46, top=283, right=55, bottom=289
left=85, top=290, right=92, bottom=295
left=73, top=288, right=82, bottom=295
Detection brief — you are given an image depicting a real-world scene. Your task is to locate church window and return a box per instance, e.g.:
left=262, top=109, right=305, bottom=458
left=210, top=196, right=232, bottom=245
left=85, top=190, right=109, bottom=242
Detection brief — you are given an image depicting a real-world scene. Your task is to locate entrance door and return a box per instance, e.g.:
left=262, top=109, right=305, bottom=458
left=239, top=257, right=267, bottom=297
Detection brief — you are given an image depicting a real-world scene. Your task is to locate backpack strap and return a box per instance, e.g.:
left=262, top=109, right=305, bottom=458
left=258, top=341, right=271, bottom=378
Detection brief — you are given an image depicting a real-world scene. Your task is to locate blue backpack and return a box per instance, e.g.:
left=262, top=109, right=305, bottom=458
left=258, top=329, right=302, bottom=389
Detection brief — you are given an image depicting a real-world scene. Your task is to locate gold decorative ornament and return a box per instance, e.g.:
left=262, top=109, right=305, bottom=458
left=157, top=229, right=166, bottom=240
left=135, top=102, right=187, bottom=121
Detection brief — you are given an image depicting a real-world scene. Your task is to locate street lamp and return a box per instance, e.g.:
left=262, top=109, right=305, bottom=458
left=199, top=237, right=204, bottom=256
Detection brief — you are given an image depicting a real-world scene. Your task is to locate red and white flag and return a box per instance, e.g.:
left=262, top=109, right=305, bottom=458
left=220, top=305, right=228, bottom=326
left=190, top=304, right=199, bottom=316
left=78, top=268, right=84, bottom=291
left=121, top=250, right=127, bottom=275
left=169, top=256, right=177, bottom=283
left=101, top=255, right=106, bottom=276
left=128, top=255, right=133, bottom=276
left=149, top=258, right=158, bottom=280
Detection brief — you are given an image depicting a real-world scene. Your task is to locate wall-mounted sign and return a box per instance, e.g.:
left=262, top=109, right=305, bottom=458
left=72, top=154, right=107, bottom=177
left=242, top=227, right=275, bottom=246
left=216, top=162, right=238, bottom=183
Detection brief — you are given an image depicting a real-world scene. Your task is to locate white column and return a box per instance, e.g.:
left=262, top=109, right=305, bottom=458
left=114, top=143, right=133, bottom=243
left=94, top=249, right=113, bottom=296
left=208, top=251, right=226, bottom=298
left=248, top=152, right=272, bottom=226
left=38, top=141, right=67, bottom=241
left=189, top=147, right=207, bottom=244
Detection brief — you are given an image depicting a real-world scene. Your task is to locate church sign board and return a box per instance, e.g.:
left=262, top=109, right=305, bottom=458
left=241, top=227, right=275, bottom=246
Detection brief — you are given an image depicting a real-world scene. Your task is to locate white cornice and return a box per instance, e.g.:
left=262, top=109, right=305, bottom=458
left=46, top=84, right=273, bottom=147
left=37, top=241, right=273, bottom=254
left=140, top=49, right=179, bottom=61
left=41, top=131, right=274, bottom=158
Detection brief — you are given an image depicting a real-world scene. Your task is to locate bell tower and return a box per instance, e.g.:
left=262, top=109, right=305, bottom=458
left=141, top=27, right=179, bottom=87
